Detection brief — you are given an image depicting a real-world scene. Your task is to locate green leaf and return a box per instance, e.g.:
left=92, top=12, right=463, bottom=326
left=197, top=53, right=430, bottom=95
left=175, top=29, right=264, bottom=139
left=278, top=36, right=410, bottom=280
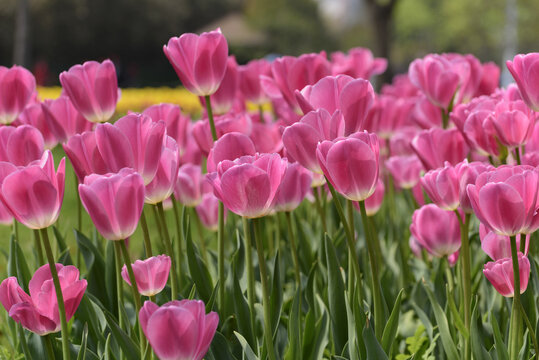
left=345, top=291, right=359, bottom=360
left=470, top=302, right=490, bottom=360
left=285, top=288, right=302, bottom=360
left=324, top=234, right=348, bottom=354
left=8, top=235, right=32, bottom=293
left=207, top=331, right=237, bottom=360
left=446, top=286, right=469, bottom=339
left=490, top=312, right=509, bottom=360
left=363, top=319, right=389, bottom=360
left=104, top=311, right=139, bottom=359
left=381, top=288, right=404, bottom=355
left=53, top=226, right=73, bottom=265
left=232, top=272, right=256, bottom=350
left=73, top=295, right=106, bottom=345
left=76, top=323, right=88, bottom=360
left=270, top=251, right=283, bottom=337
left=422, top=282, right=459, bottom=359
left=75, top=230, right=109, bottom=307
left=185, top=232, right=213, bottom=302
left=235, top=332, right=259, bottom=360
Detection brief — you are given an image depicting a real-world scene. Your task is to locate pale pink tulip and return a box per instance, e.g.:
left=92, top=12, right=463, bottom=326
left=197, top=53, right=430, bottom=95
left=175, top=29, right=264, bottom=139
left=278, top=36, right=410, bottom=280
left=121, top=255, right=171, bottom=297
left=144, top=137, right=179, bottom=205
left=238, top=59, right=271, bottom=104
left=484, top=253, right=530, bottom=297
left=0, top=65, right=36, bottom=125
left=0, top=125, right=44, bottom=166
left=175, top=164, right=203, bottom=207
left=506, top=53, right=539, bottom=111
left=480, top=223, right=529, bottom=261
left=63, top=131, right=109, bottom=183
left=411, top=128, right=469, bottom=170
left=143, top=103, right=190, bottom=149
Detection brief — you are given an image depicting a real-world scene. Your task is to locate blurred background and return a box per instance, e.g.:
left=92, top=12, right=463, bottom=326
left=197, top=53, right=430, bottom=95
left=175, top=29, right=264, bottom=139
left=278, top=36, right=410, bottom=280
left=1, top=0, right=538, bottom=87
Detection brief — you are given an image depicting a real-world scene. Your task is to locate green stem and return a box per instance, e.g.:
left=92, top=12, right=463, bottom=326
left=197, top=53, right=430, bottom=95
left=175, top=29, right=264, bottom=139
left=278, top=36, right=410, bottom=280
left=33, top=229, right=44, bottom=266
left=13, top=220, right=19, bottom=241
left=241, top=217, right=256, bottom=336
left=284, top=212, right=301, bottom=287
left=140, top=211, right=152, bottom=257
left=253, top=218, right=277, bottom=360
left=40, top=228, right=70, bottom=360
left=191, top=207, right=208, bottom=263
left=259, top=104, right=265, bottom=123
left=205, top=95, right=218, bottom=141
left=455, top=211, right=471, bottom=360
left=217, top=202, right=225, bottom=313
left=443, top=256, right=454, bottom=293
left=312, top=186, right=328, bottom=233
left=44, top=334, right=55, bottom=360
left=508, top=235, right=522, bottom=360
left=346, top=200, right=356, bottom=299
left=514, top=147, right=521, bottom=165
left=358, top=200, right=384, bottom=340
left=151, top=205, right=164, bottom=243
left=170, top=195, right=184, bottom=289
left=17, top=324, right=31, bottom=360
left=441, top=108, right=449, bottom=129
left=156, top=202, right=178, bottom=300
left=114, top=242, right=124, bottom=330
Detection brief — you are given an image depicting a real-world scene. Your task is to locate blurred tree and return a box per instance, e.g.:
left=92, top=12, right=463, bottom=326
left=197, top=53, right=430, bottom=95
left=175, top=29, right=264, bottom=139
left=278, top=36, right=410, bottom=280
left=13, top=0, right=29, bottom=66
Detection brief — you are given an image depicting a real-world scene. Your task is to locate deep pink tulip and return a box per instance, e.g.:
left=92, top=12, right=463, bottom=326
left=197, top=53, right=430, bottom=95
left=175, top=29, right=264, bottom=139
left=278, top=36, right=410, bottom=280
left=192, top=112, right=252, bottom=155
left=238, top=59, right=271, bottom=104
left=41, top=96, right=93, bottom=143
left=196, top=192, right=225, bottom=231
left=282, top=109, right=344, bottom=173
left=330, top=47, right=387, bottom=79
left=410, top=204, right=461, bottom=258
left=421, top=162, right=460, bottom=211
left=484, top=253, right=530, bottom=297
left=411, top=128, right=469, bottom=170
left=411, top=96, right=442, bottom=129
left=175, top=164, right=203, bottom=207
left=506, top=53, right=539, bottom=111
left=95, top=113, right=166, bottom=184
left=454, top=160, right=494, bottom=213
left=206, top=132, right=256, bottom=173
left=16, top=103, right=58, bottom=148
left=142, top=103, right=190, bottom=150
left=202, top=56, right=238, bottom=114
left=121, top=255, right=171, bottom=297
left=164, top=29, right=228, bottom=96
left=363, top=179, right=385, bottom=216
left=139, top=299, right=218, bottom=360
left=63, top=131, right=109, bottom=183
left=0, top=65, right=36, bottom=125
left=388, top=127, right=419, bottom=157
left=467, top=165, right=539, bottom=235
left=385, top=155, right=424, bottom=189
left=144, top=137, right=179, bottom=204
left=274, top=162, right=313, bottom=212
left=488, top=99, right=536, bottom=148
left=316, top=131, right=379, bottom=201
left=381, top=74, right=420, bottom=98
left=0, top=150, right=64, bottom=229
left=480, top=223, right=529, bottom=261
left=364, top=95, right=413, bottom=138
left=59, top=59, right=119, bottom=123
left=0, top=125, right=44, bottom=166
left=475, top=62, right=500, bottom=97
left=249, top=121, right=283, bottom=154
left=79, top=168, right=145, bottom=240
left=0, top=264, right=87, bottom=335
left=179, top=124, right=203, bottom=166
left=207, top=153, right=287, bottom=218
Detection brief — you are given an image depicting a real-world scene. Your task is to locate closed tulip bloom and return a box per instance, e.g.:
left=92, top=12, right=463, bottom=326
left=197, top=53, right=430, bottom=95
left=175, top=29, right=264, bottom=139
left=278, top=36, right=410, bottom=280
left=164, top=29, right=228, bottom=96
left=59, top=59, right=119, bottom=123
left=206, top=132, right=256, bottom=173
left=207, top=153, right=287, bottom=218
left=385, top=155, right=424, bottom=189
left=203, top=56, right=238, bottom=114
left=0, top=125, right=44, bottom=166
left=411, top=96, right=443, bottom=129
left=0, top=65, right=36, bottom=125
left=274, top=162, right=313, bottom=212
left=330, top=47, right=387, bottom=79
left=484, top=253, right=530, bottom=297
left=317, top=131, right=379, bottom=201
left=0, top=150, right=65, bottom=229
left=175, top=164, right=203, bottom=207
left=249, top=122, right=283, bottom=154
left=196, top=192, right=225, bottom=231
left=16, top=103, right=58, bottom=149
left=488, top=99, right=536, bottom=148
left=363, top=95, right=413, bottom=138
left=480, top=223, right=529, bottom=261
left=139, top=299, right=218, bottom=360
left=121, top=255, right=171, bottom=297
left=95, top=113, right=166, bottom=185
left=411, top=128, right=469, bottom=170
left=0, top=264, right=87, bottom=335
left=145, top=137, right=179, bottom=204
left=143, top=103, right=190, bottom=149
left=192, top=112, right=252, bottom=155
left=455, top=160, right=494, bottom=213
left=41, top=96, right=93, bottom=143
left=475, top=62, right=500, bottom=97
left=63, top=131, right=109, bottom=183
left=467, top=165, right=539, bottom=235
left=238, top=58, right=271, bottom=104
left=79, top=168, right=145, bottom=240
left=410, top=204, right=461, bottom=258
left=363, top=179, right=385, bottom=216
left=420, top=162, right=460, bottom=211
left=506, top=53, right=539, bottom=111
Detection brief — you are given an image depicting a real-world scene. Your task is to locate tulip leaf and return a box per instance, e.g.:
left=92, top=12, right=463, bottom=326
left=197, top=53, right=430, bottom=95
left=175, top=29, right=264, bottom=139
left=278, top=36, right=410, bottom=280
left=76, top=323, right=88, bottom=360
left=207, top=331, right=237, bottom=360
left=205, top=280, right=219, bottom=313
left=185, top=231, right=213, bottom=303
left=324, top=234, right=348, bottom=354
left=235, top=331, right=260, bottom=360
left=381, top=288, right=404, bottom=355
left=345, top=291, right=359, bottom=360
left=446, top=286, right=469, bottom=339
left=53, top=226, right=73, bottom=265
left=270, top=251, right=283, bottom=338
left=104, top=241, right=117, bottom=315
left=285, top=288, right=302, bottom=360
left=103, top=311, right=139, bottom=360
left=73, top=295, right=106, bottom=345
left=75, top=230, right=109, bottom=308
left=232, top=271, right=256, bottom=350
left=470, top=302, right=490, bottom=360
left=8, top=235, right=32, bottom=293
left=362, top=318, right=389, bottom=360
left=422, top=282, right=459, bottom=359
left=303, top=296, right=329, bottom=360
left=490, top=312, right=509, bottom=360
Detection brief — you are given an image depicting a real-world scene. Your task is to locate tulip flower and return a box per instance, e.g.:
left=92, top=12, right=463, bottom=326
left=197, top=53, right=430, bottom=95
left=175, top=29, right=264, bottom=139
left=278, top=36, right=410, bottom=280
left=63, top=131, right=109, bottom=183
left=467, top=165, right=539, bottom=236
left=41, top=96, right=94, bottom=143
left=192, top=112, right=252, bottom=155
left=274, top=162, right=313, bottom=212
left=353, top=178, right=385, bottom=216
left=411, top=96, right=443, bottom=129
left=59, top=59, right=119, bottom=123
left=0, top=264, right=87, bottom=335
left=455, top=160, right=494, bottom=213
left=316, top=131, right=379, bottom=201
left=238, top=58, right=271, bottom=104
left=144, top=137, right=179, bottom=204
left=164, top=29, right=228, bottom=96
left=363, top=95, right=413, bottom=138
left=411, top=128, right=469, bottom=170
left=249, top=121, right=283, bottom=154
left=16, top=102, right=58, bottom=149
left=206, top=132, right=256, bottom=173
left=421, top=162, right=460, bottom=211
left=203, top=56, right=238, bottom=114
left=0, top=150, right=65, bottom=229
left=480, top=223, right=529, bottom=261
left=79, top=168, right=145, bottom=240
left=121, top=255, right=171, bottom=297
left=0, top=65, right=36, bottom=125
left=175, top=164, right=203, bottom=207
left=139, top=299, right=218, bottom=360
left=196, top=192, right=225, bottom=231
left=0, top=125, right=44, bottom=166
left=475, top=62, right=500, bottom=97
left=484, top=253, right=530, bottom=297
left=385, top=155, right=424, bottom=189
left=506, top=53, right=539, bottom=111
left=488, top=99, right=536, bottom=148
left=330, top=47, right=387, bottom=79
left=142, top=103, right=190, bottom=149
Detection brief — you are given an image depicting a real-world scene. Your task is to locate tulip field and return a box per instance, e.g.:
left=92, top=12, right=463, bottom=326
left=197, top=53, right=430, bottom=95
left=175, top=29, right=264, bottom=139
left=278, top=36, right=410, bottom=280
left=2, top=29, right=539, bottom=360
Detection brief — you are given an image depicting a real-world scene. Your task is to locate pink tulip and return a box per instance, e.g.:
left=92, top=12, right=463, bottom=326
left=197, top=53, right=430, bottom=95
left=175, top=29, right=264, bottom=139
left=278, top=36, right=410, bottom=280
left=139, top=299, right=218, bottom=360
left=175, top=164, right=203, bottom=207
left=95, top=113, right=166, bottom=185
left=381, top=74, right=420, bottom=98
left=385, top=155, right=424, bottom=189
left=63, top=131, right=109, bottom=183
left=420, top=163, right=460, bottom=211
left=142, top=103, right=190, bottom=150
left=59, top=59, right=119, bottom=123
left=179, top=123, right=203, bottom=166
left=506, top=53, right=539, bottom=111
left=41, top=96, right=93, bottom=143
left=0, top=264, right=87, bottom=335
left=480, top=223, right=529, bottom=261
left=164, top=29, right=228, bottom=96
left=207, top=153, right=287, bottom=218
left=79, top=168, right=145, bottom=240
left=192, top=112, right=252, bottom=155
left=144, top=137, right=179, bottom=204
left=364, top=95, right=413, bottom=138
left=0, top=65, right=36, bottom=125
left=274, top=162, right=313, bottom=212
left=467, top=165, right=539, bottom=236
left=249, top=122, right=283, bottom=154
left=330, top=47, right=387, bottom=79
left=0, top=125, right=44, bottom=166
left=388, top=127, right=419, bottom=156
left=16, top=103, right=58, bottom=149
left=316, top=131, right=379, bottom=201
left=488, top=99, right=536, bottom=148
left=410, top=204, right=461, bottom=258
left=484, top=253, right=530, bottom=297
left=362, top=179, right=385, bottom=216
left=411, top=128, right=469, bottom=170
left=196, top=192, right=225, bottom=231
left=411, top=96, right=442, bottom=129
left=282, top=109, right=344, bottom=173
left=454, top=160, right=494, bottom=213
left=0, top=150, right=64, bottom=229
left=206, top=132, right=256, bottom=173
left=475, top=62, right=500, bottom=97
left=121, top=255, right=171, bottom=296
left=202, top=56, right=238, bottom=114
left=238, top=59, right=271, bottom=105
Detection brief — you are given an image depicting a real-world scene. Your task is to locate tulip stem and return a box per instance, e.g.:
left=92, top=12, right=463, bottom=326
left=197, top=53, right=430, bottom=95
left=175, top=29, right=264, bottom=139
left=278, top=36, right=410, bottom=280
left=171, top=195, right=184, bottom=288
left=241, top=217, right=256, bottom=338
left=44, top=335, right=55, bottom=360
left=217, top=202, right=225, bottom=313
left=151, top=205, right=164, bottom=244
left=191, top=207, right=208, bottom=263
left=205, top=95, right=218, bottom=141
left=40, top=227, right=70, bottom=360
left=455, top=211, right=471, bottom=360
left=258, top=105, right=265, bottom=123
left=156, top=202, right=178, bottom=300
left=441, top=108, right=449, bottom=129
left=312, top=186, right=328, bottom=233
left=17, top=324, right=31, bottom=360
left=508, top=235, right=522, bottom=360
left=253, top=218, right=277, bottom=360
left=140, top=211, right=152, bottom=257
left=284, top=211, right=301, bottom=287
left=113, top=241, right=125, bottom=327
left=514, top=147, right=521, bottom=165
left=33, top=229, right=44, bottom=266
